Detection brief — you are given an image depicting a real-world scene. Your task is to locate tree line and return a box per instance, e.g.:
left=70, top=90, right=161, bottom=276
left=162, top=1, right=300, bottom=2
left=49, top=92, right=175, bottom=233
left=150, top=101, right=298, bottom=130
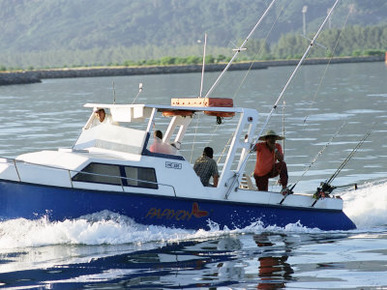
left=1, top=25, right=385, bottom=71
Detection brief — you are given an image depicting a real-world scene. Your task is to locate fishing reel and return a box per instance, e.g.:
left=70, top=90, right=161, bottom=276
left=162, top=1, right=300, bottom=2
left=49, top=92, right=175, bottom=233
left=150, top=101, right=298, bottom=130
left=313, top=182, right=336, bottom=199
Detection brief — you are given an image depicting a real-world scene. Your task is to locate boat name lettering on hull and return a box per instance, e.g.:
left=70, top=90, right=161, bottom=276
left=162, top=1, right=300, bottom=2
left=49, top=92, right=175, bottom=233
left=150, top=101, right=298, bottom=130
left=165, top=161, right=182, bottom=169
left=145, top=202, right=209, bottom=221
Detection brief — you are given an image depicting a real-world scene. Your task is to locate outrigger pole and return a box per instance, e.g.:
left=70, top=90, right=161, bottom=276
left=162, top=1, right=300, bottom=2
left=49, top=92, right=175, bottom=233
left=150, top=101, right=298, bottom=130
left=204, top=0, right=277, bottom=98
left=225, top=0, right=340, bottom=198
left=255, top=0, right=340, bottom=141
left=199, top=33, right=207, bottom=98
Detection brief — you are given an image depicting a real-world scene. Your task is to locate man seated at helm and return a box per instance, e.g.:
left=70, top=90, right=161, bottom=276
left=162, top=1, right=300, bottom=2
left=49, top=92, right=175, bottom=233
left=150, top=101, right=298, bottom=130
left=92, top=108, right=117, bottom=126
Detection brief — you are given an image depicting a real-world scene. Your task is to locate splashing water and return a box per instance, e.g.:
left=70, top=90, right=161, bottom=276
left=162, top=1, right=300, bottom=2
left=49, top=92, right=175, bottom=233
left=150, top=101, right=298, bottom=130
left=0, top=180, right=385, bottom=250
left=0, top=213, right=322, bottom=251
left=342, top=179, right=387, bottom=230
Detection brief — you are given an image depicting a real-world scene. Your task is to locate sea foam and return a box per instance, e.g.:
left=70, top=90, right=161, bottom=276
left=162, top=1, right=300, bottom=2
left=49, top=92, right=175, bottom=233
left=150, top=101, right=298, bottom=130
left=342, top=179, right=387, bottom=229
left=2, top=180, right=385, bottom=249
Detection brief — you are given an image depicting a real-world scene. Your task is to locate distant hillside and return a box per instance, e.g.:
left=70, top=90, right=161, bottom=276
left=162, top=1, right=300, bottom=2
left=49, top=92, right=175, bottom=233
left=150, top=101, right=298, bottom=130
left=0, top=0, right=386, bottom=69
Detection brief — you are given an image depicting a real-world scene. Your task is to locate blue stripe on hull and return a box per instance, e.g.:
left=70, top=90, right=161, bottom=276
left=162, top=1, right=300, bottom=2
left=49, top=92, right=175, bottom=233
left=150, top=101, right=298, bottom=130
left=0, top=180, right=356, bottom=231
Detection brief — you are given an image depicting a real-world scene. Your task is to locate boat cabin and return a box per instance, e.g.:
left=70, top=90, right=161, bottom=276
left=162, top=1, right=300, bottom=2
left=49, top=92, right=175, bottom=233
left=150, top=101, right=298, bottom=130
left=70, top=98, right=259, bottom=196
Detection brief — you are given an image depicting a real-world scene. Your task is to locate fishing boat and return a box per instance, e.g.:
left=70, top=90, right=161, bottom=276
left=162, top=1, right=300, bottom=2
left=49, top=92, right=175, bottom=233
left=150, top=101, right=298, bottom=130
left=0, top=0, right=356, bottom=231
left=0, top=95, right=356, bottom=230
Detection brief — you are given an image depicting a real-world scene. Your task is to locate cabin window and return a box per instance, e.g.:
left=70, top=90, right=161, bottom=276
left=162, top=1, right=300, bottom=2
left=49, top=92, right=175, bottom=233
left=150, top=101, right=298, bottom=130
left=124, top=166, right=158, bottom=189
left=72, top=163, right=158, bottom=189
left=72, top=163, right=122, bottom=185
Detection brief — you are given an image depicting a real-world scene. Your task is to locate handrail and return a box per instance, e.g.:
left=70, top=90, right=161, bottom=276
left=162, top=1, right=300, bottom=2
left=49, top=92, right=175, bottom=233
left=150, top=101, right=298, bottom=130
left=72, top=170, right=176, bottom=197
left=0, top=157, right=177, bottom=197
left=12, top=158, right=22, bottom=182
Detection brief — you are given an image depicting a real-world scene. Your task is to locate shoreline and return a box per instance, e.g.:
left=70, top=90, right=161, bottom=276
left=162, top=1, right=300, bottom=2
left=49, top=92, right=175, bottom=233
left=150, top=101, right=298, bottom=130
left=0, top=55, right=384, bottom=86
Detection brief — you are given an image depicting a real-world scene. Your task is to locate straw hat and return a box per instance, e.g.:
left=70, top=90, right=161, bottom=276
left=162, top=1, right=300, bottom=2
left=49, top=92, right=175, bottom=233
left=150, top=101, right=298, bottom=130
left=258, top=130, right=285, bottom=141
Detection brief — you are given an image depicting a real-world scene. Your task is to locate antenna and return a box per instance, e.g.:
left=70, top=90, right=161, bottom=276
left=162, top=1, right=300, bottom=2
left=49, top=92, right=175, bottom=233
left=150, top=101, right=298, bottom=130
left=112, top=81, right=116, bottom=104
left=132, top=82, right=143, bottom=104
left=302, top=5, right=308, bottom=36
left=199, top=33, right=207, bottom=98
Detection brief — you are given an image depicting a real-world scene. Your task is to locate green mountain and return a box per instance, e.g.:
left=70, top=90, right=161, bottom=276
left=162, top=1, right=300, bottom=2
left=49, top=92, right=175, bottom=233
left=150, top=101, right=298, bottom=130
left=1, top=0, right=386, bottom=69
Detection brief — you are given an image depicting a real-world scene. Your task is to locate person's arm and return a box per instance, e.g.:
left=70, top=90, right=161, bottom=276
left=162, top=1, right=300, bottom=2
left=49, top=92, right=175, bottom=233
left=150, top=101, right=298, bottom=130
left=253, top=143, right=258, bottom=151
left=274, top=145, right=284, bottom=162
left=213, top=174, right=219, bottom=187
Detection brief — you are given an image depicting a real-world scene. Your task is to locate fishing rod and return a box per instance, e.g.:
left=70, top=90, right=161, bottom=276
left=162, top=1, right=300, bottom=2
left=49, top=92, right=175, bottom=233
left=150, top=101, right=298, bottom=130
left=291, top=122, right=346, bottom=192
left=204, top=0, right=277, bottom=98
left=325, top=128, right=372, bottom=187
left=279, top=122, right=345, bottom=205
left=311, top=127, right=373, bottom=205
left=226, top=0, right=341, bottom=199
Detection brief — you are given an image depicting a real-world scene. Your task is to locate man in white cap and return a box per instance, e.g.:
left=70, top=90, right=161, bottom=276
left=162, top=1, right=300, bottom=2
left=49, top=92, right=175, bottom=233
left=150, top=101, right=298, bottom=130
left=253, top=130, right=288, bottom=194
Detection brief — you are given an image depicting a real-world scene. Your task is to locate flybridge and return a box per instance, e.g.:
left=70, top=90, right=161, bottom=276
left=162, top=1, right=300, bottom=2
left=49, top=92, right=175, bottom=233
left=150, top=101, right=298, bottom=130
left=84, top=97, right=239, bottom=125
left=170, top=97, right=233, bottom=107
left=162, top=98, right=236, bottom=119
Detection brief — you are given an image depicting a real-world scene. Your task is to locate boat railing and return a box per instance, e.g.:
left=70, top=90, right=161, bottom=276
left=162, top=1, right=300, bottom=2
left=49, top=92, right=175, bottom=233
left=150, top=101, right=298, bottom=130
left=0, top=157, right=177, bottom=197
left=71, top=170, right=176, bottom=196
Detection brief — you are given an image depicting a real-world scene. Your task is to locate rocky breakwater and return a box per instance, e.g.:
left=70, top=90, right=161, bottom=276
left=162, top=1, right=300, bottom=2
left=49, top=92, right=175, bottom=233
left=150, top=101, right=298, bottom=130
left=0, top=71, right=42, bottom=85
left=35, top=62, right=268, bottom=79
left=0, top=62, right=268, bottom=85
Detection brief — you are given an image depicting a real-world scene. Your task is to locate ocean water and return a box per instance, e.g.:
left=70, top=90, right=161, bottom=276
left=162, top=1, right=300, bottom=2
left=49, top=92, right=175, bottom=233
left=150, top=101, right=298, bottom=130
left=0, top=62, right=386, bottom=288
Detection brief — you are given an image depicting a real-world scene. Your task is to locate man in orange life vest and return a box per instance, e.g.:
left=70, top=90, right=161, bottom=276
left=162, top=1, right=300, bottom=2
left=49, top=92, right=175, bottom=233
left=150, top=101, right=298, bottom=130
left=253, top=130, right=288, bottom=194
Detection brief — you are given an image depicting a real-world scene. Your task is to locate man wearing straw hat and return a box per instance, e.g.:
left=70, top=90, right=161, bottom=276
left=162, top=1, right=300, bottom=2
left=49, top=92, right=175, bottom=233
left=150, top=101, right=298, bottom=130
left=253, top=130, right=289, bottom=194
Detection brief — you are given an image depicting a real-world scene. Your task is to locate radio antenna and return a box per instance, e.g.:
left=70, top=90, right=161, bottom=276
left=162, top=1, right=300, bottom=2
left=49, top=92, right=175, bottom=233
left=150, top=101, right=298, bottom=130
left=132, top=82, right=143, bottom=104
left=112, top=81, right=116, bottom=104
